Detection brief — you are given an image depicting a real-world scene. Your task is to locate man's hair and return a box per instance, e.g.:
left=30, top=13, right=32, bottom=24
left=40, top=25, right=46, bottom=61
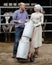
left=19, top=2, right=25, bottom=6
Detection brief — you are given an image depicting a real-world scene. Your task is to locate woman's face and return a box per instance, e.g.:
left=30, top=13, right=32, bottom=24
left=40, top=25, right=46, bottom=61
left=34, top=7, right=39, bottom=12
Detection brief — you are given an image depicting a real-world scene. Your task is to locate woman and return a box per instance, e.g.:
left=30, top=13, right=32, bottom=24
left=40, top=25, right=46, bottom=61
left=30, top=4, right=44, bottom=58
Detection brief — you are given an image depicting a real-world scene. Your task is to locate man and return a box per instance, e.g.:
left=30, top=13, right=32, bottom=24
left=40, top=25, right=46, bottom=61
left=12, top=2, right=28, bottom=58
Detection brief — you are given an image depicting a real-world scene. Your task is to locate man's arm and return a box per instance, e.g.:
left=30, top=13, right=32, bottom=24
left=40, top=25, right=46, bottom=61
left=12, top=11, right=17, bottom=20
left=12, top=11, right=19, bottom=24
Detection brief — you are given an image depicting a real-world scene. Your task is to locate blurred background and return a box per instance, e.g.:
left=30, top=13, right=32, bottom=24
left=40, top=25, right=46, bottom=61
left=0, top=0, right=52, bottom=43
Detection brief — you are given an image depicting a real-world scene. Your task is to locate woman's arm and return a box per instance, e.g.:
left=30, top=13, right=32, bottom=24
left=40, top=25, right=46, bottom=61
left=34, top=14, right=44, bottom=27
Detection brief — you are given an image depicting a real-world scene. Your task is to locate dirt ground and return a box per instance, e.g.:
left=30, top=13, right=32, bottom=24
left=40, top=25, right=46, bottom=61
left=0, top=42, right=52, bottom=65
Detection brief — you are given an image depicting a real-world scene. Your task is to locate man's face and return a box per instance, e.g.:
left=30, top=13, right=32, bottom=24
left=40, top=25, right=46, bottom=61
left=20, top=3, right=25, bottom=11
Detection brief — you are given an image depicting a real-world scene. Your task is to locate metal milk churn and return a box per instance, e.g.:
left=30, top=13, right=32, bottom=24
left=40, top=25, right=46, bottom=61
left=16, top=20, right=34, bottom=59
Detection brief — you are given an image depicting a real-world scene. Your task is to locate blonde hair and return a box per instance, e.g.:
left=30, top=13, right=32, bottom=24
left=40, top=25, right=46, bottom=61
left=34, top=4, right=44, bottom=13
left=19, top=2, right=25, bottom=7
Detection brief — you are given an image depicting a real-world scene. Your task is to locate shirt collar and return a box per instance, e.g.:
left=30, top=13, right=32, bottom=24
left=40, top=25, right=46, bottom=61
left=19, top=9, right=25, bottom=13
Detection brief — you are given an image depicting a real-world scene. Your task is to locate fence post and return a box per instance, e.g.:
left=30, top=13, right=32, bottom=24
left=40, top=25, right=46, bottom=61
left=0, top=8, right=1, bottom=33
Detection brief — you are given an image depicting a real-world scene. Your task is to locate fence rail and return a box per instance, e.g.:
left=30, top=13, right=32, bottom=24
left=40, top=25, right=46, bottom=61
left=0, top=6, right=52, bottom=8
left=0, top=14, right=52, bottom=17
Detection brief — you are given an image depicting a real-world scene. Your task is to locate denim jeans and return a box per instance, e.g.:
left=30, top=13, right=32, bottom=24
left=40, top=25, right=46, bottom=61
left=13, top=27, right=24, bottom=55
